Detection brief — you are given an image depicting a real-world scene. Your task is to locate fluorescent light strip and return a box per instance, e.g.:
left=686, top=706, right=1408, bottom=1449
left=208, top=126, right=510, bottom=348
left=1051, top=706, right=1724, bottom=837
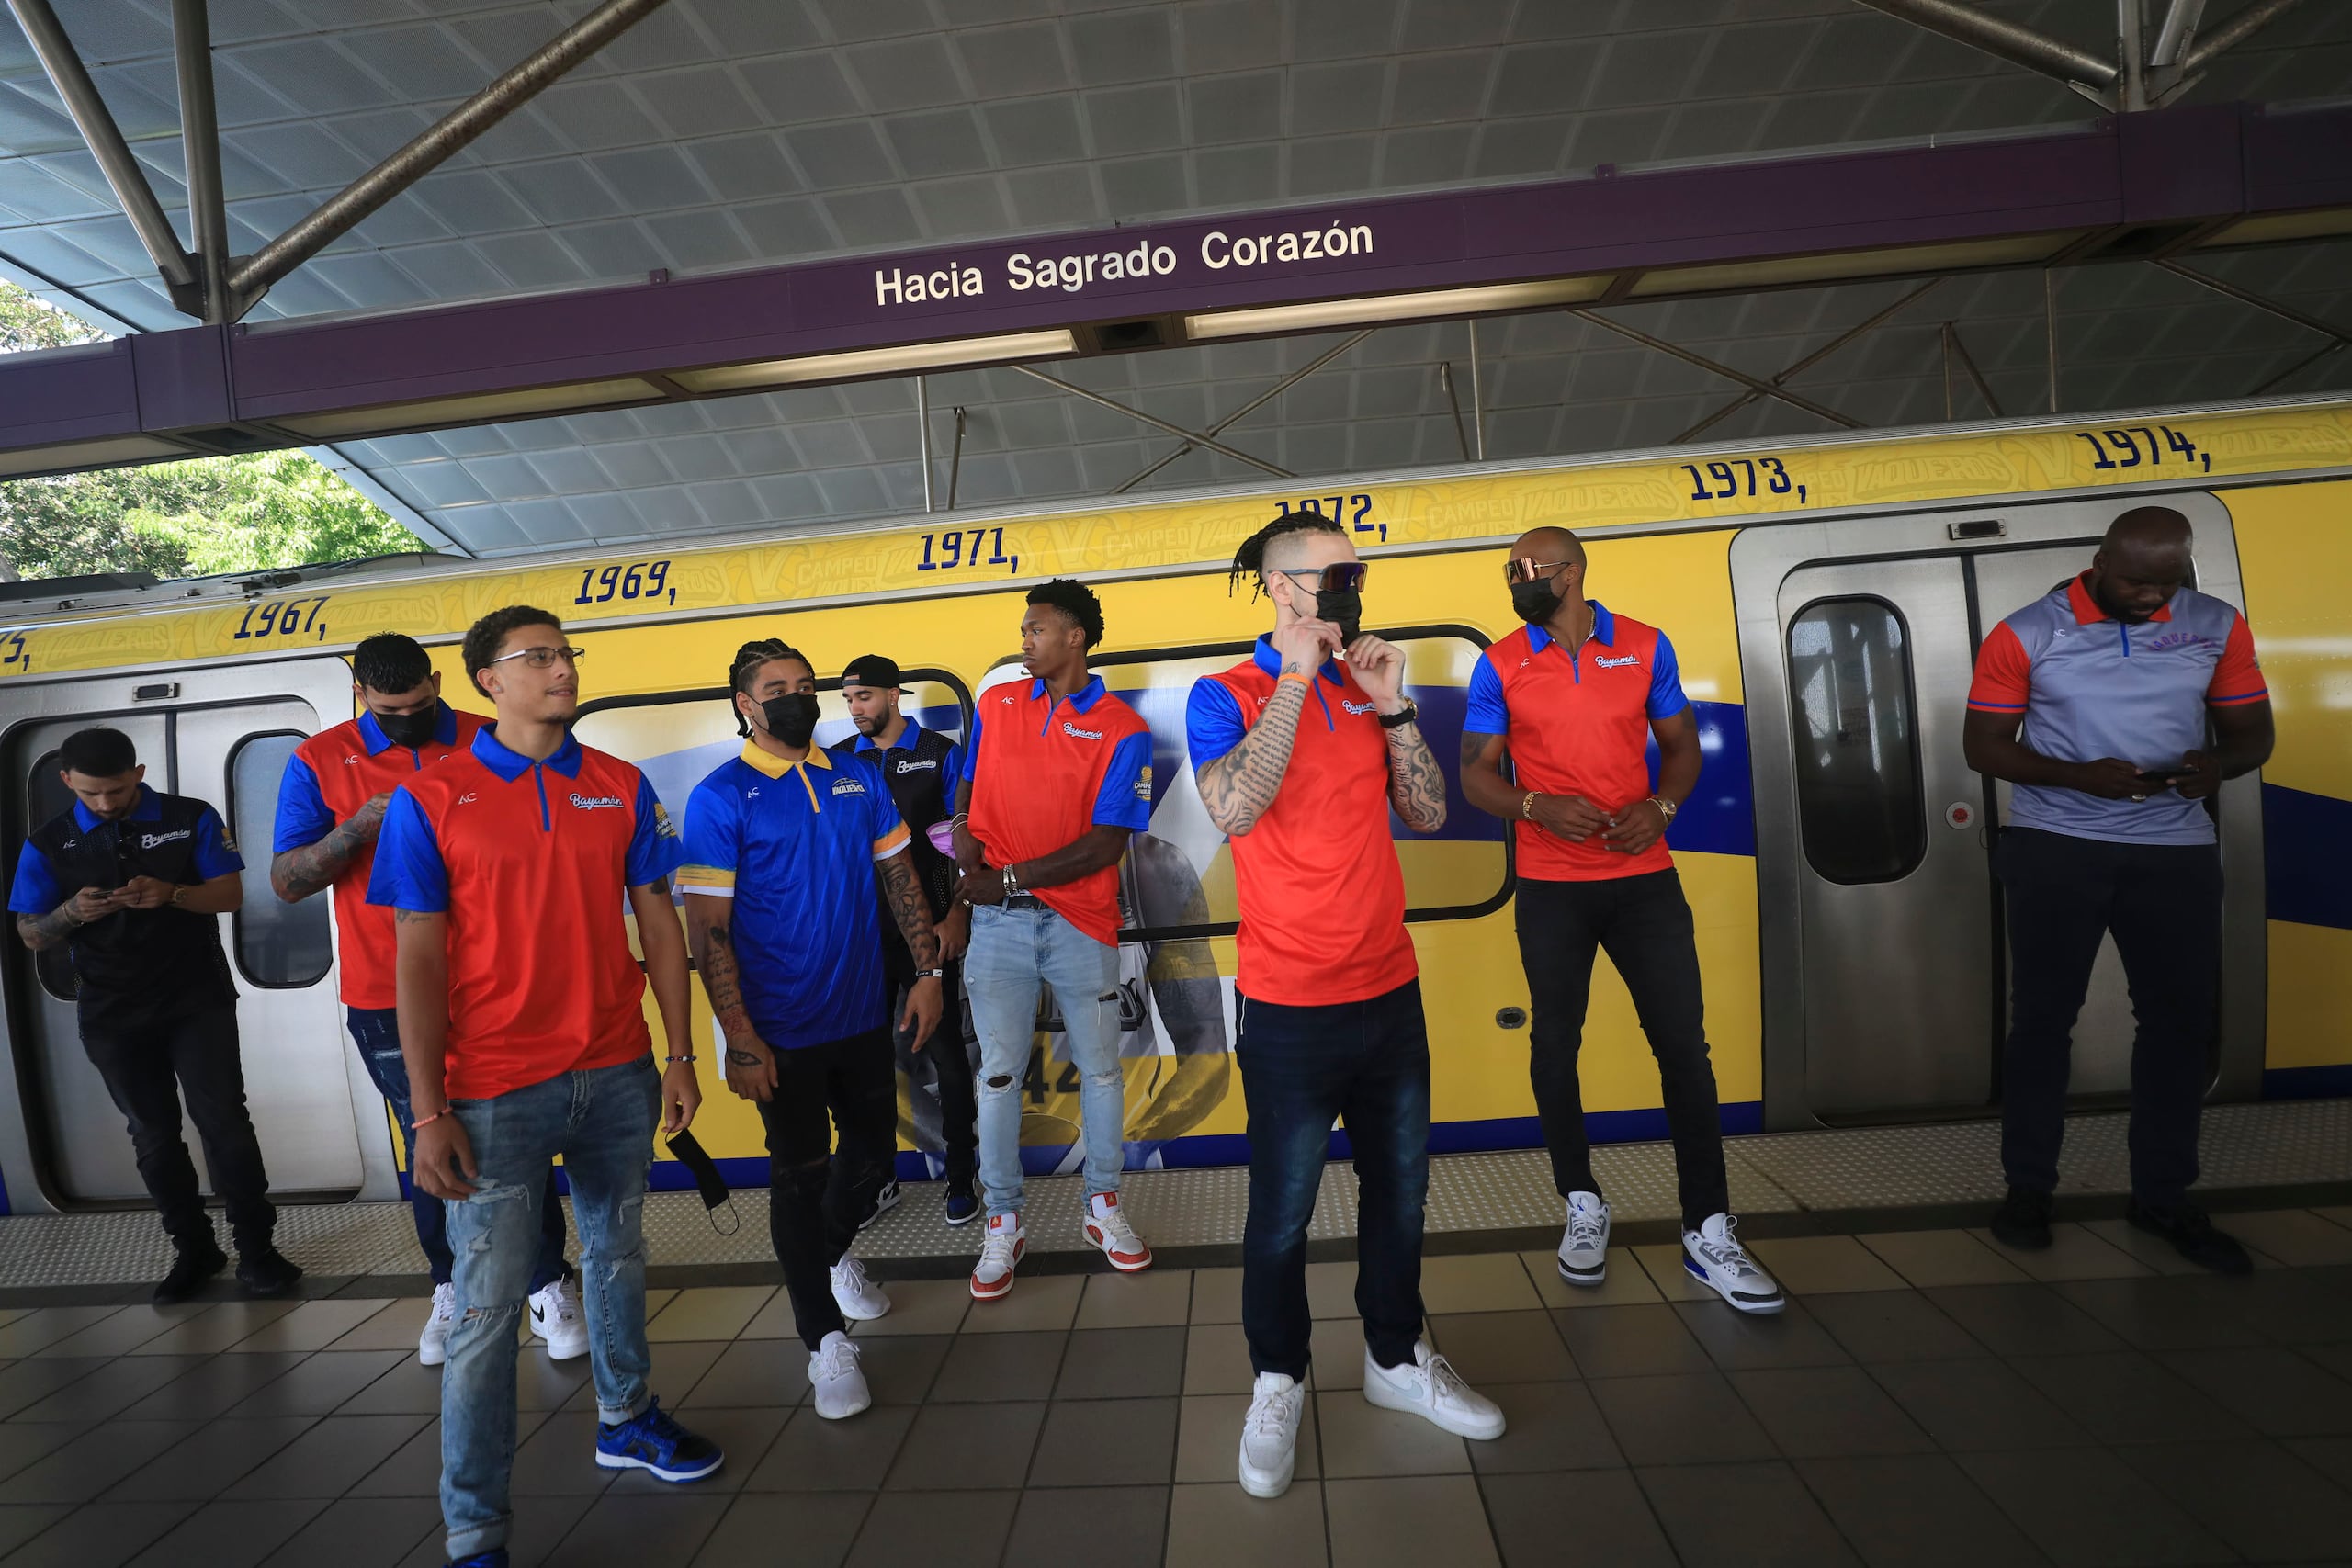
left=283, top=378, right=666, bottom=439
left=1183, top=277, right=1607, bottom=341
left=1627, top=234, right=2065, bottom=297
left=674, top=330, right=1080, bottom=394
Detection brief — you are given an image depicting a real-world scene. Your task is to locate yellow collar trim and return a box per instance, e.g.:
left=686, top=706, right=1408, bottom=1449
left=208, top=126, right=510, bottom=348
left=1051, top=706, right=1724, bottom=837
left=738, top=739, right=832, bottom=779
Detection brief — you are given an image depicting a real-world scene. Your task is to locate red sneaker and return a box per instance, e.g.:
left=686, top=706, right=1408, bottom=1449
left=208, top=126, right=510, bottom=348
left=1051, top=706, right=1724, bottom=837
left=1083, top=1193, right=1153, bottom=1272
left=970, top=1213, right=1025, bottom=1301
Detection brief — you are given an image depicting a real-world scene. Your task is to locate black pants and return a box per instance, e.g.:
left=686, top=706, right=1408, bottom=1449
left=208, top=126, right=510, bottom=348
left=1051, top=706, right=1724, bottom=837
left=754, top=1028, right=897, bottom=1350
left=890, top=958, right=976, bottom=1190
left=1997, top=828, right=2221, bottom=1209
left=1513, top=871, right=1729, bottom=1232
left=82, top=1004, right=275, bottom=1256
left=1238, top=979, right=1430, bottom=1380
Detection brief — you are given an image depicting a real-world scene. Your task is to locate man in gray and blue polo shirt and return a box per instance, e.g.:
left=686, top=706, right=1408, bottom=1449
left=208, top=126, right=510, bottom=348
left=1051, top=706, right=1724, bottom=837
left=1963, top=506, right=2272, bottom=1273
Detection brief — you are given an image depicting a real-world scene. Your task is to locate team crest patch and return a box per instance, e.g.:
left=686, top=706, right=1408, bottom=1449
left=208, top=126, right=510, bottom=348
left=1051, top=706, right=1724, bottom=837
left=569, top=793, right=627, bottom=810
left=1134, top=765, right=1153, bottom=801
left=1593, top=653, right=1640, bottom=669
left=831, top=778, right=866, bottom=796
left=652, top=802, right=677, bottom=839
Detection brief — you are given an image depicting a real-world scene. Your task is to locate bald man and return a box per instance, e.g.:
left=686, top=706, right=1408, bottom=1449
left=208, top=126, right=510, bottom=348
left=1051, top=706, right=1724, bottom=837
left=1462, top=528, right=1783, bottom=1314
left=1965, top=506, right=2272, bottom=1273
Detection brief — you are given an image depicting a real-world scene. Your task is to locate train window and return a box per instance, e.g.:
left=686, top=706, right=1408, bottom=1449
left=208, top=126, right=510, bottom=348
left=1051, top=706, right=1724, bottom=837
left=22, top=747, right=78, bottom=1001
left=228, top=733, right=332, bottom=987
left=1787, top=598, right=1926, bottom=885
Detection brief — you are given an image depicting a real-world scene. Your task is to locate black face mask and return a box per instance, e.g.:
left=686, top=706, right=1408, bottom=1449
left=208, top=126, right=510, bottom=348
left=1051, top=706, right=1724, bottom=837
left=375, top=707, right=439, bottom=748
left=1313, top=587, right=1363, bottom=645
left=758, top=692, right=820, bottom=748
left=1510, top=578, right=1565, bottom=625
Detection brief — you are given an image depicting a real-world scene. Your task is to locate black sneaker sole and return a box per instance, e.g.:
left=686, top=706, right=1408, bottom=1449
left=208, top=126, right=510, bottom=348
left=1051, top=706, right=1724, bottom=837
left=1987, top=1223, right=2053, bottom=1251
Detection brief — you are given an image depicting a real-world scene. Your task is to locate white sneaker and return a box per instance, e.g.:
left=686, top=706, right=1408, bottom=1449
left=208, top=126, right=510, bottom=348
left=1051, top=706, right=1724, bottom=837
left=829, top=1255, right=891, bottom=1322
left=1238, top=1371, right=1304, bottom=1498
left=857, top=1179, right=901, bottom=1232
left=1681, top=1213, right=1785, bottom=1314
left=1559, top=1191, right=1610, bottom=1286
left=1081, top=1192, right=1153, bottom=1272
left=970, top=1213, right=1024, bottom=1301
left=528, top=1273, right=589, bottom=1359
left=417, top=1282, right=457, bottom=1367
left=808, top=1330, right=871, bottom=1420
left=1361, top=1339, right=1506, bottom=1440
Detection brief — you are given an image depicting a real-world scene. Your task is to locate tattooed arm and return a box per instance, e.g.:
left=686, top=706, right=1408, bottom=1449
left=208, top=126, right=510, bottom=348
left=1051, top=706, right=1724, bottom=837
left=880, top=849, right=944, bottom=1048
left=270, top=792, right=391, bottom=902
left=1382, top=718, right=1448, bottom=834
left=1196, top=675, right=1312, bottom=838
left=17, top=886, right=117, bottom=950
left=685, top=893, right=778, bottom=1102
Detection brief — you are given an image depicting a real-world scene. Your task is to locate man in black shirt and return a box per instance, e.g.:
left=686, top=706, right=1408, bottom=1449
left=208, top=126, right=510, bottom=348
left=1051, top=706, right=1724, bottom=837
left=8, top=728, right=300, bottom=1303
left=833, top=654, right=978, bottom=1225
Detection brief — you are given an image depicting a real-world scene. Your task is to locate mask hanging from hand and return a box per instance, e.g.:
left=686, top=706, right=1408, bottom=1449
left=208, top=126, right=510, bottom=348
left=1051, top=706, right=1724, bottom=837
left=375, top=708, right=439, bottom=748
left=758, top=693, right=820, bottom=749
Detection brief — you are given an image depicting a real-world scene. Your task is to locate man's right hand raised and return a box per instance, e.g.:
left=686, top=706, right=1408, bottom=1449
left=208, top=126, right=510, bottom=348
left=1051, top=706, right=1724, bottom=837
left=1268, top=615, right=1341, bottom=677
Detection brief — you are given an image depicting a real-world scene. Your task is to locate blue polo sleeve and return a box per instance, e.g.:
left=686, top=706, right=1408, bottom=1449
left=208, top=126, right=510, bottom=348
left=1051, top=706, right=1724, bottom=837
left=1464, top=655, right=1509, bottom=736
left=1647, top=633, right=1690, bottom=721
left=1092, top=729, right=1153, bottom=830
left=272, top=752, right=336, bottom=853
left=1184, top=677, right=1248, bottom=773
left=959, top=710, right=984, bottom=782
left=7, top=842, right=61, bottom=916
left=944, top=740, right=966, bottom=795
left=190, top=806, right=243, bottom=879
left=864, top=759, right=912, bottom=858
left=367, top=788, right=447, bottom=912
left=626, top=772, right=685, bottom=890
left=678, top=778, right=740, bottom=897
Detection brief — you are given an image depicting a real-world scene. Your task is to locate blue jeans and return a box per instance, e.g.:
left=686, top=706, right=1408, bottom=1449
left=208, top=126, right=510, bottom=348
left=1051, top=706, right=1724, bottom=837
left=1238, top=978, right=1430, bottom=1380
left=440, top=1055, right=661, bottom=1560
left=347, top=1008, right=567, bottom=1292
left=965, top=901, right=1125, bottom=1220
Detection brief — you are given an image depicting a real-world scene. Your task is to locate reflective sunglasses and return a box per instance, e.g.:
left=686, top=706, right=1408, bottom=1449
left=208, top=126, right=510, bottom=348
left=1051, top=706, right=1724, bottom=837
left=1502, top=557, right=1574, bottom=587
left=488, top=644, right=586, bottom=671
left=1269, top=561, right=1369, bottom=592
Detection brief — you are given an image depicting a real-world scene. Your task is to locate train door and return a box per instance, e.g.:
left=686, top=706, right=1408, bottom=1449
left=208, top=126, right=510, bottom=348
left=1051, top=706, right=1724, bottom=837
left=0, top=659, right=386, bottom=1212
left=1739, top=494, right=2267, bottom=1128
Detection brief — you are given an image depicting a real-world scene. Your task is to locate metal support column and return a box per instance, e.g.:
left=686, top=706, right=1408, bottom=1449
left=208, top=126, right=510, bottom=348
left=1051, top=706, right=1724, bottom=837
left=2045, top=269, right=2062, bottom=413
left=917, top=376, right=934, bottom=513
left=946, top=408, right=967, bottom=512
left=2119, top=0, right=2149, bottom=113
left=173, top=0, right=232, bottom=323
left=1467, top=320, right=1487, bottom=461
left=1852, top=1, right=2119, bottom=95
left=1440, top=363, right=1472, bottom=461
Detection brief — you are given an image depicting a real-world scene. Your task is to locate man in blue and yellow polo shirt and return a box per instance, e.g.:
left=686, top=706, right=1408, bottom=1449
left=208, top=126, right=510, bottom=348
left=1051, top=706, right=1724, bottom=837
left=681, top=638, right=944, bottom=1422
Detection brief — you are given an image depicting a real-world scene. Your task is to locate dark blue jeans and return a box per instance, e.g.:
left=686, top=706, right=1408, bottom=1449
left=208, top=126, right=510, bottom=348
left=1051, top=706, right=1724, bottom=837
left=1238, top=977, right=1430, bottom=1381
left=348, top=1007, right=566, bottom=1291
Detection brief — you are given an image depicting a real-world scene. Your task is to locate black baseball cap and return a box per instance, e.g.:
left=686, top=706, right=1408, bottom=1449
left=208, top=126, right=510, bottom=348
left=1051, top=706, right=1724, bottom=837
left=840, top=654, right=903, bottom=691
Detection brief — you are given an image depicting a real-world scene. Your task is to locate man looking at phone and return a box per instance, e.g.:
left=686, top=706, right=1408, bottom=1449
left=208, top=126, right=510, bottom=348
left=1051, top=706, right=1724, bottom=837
left=10, top=726, right=300, bottom=1304
left=1964, top=506, right=2272, bottom=1272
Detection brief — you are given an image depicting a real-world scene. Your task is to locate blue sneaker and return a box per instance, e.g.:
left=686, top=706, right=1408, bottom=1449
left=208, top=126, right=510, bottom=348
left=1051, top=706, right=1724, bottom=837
left=594, top=1397, right=723, bottom=1483
left=944, top=1185, right=980, bottom=1227
left=447, top=1553, right=507, bottom=1568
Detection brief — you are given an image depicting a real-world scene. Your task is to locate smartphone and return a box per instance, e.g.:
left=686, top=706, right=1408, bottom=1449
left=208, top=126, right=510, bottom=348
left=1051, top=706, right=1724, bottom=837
left=2134, top=769, right=2184, bottom=786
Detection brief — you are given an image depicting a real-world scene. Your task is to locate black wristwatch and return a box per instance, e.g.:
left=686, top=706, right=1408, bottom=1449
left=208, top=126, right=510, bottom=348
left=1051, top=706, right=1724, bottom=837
left=1377, top=699, right=1419, bottom=730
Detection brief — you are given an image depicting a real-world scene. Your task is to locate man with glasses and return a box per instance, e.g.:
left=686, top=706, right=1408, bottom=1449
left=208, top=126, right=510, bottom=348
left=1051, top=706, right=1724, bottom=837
left=1460, top=527, right=1782, bottom=1314
left=272, top=632, right=580, bottom=1366
left=1187, top=511, right=1502, bottom=1501
left=954, top=579, right=1155, bottom=1300
left=681, top=638, right=944, bottom=1420
left=371, top=605, right=722, bottom=1568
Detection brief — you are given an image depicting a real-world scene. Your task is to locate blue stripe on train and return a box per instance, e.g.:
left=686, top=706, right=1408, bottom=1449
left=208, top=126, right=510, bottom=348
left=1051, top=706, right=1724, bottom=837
left=2262, top=783, right=2352, bottom=931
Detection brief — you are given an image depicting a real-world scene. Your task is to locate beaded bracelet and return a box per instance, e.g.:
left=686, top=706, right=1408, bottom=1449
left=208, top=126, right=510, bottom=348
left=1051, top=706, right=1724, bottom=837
left=410, top=1108, right=451, bottom=1132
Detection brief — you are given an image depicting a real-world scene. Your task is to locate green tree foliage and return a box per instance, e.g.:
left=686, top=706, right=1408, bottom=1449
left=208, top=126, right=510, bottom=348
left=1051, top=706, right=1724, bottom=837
left=0, top=284, right=421, bottom=581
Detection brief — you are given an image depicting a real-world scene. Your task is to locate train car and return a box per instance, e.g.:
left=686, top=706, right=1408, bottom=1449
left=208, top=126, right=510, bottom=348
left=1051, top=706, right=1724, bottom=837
left=0, top=390, right=2344, bottom=1213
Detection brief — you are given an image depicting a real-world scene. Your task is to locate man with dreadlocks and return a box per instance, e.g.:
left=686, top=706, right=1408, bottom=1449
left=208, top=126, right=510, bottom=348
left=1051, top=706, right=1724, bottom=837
left=678, top=637, right=944, bottom=1421
left=1186, top=511, right=1504, bottom=1499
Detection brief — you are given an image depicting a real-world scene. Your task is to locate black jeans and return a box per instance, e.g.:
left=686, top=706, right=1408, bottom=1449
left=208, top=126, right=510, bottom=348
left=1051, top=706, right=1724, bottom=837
left=1996, top=828, right=2222, bottom=1209
left=889, top=958, right=976, bottom=1190
left=754, top=1028, right=898, bottom=1350
left=82, top=1004, right=275, bottom=1256
left=1513, top=871, right=1729, bottom=1231
left=347, top=1007, right=567, bottom=1292
left=1238, top=978, right=1430, bottom=1381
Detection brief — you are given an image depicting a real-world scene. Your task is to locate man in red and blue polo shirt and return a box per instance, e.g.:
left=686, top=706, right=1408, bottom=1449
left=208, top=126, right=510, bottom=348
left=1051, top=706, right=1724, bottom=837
left=1462, top=527, right=1783, bottom=1316
left=368, top=606, right=722, bottom=1568
left=1187, top=513, right=1504, bottom=1501
left=954, top=579, right=1155, bottom=1301
left=272, top=632, right=575, bottom=1369
left=1964, top=506, right=2273, bottom=1273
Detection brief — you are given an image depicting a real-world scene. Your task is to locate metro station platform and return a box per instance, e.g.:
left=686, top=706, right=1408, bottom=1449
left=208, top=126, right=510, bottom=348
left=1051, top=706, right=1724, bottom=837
left=0, top=1102, right=2341, bottom=1566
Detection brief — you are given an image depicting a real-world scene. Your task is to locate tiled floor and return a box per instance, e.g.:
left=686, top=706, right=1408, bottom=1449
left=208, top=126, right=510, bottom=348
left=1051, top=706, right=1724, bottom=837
left=0, top=1213, right=2346, bottom=1565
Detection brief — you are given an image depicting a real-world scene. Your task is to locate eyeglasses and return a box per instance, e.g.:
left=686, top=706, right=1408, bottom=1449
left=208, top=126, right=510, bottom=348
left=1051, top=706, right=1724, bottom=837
left=1270, top=561, right=1369, bottom=592
left=488, top=645, right=586, bottom=671
left=1502, top=558, right=1574, bottom=587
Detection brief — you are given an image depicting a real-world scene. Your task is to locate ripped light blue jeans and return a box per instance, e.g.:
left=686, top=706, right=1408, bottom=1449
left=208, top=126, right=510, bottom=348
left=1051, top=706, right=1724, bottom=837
left=441, top=1054, right=660, bottom=1560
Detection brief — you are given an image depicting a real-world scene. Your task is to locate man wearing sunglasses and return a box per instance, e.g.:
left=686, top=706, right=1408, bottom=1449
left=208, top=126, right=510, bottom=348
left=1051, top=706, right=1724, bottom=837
left=1461, top=528, right=1782, bottom=1315
left=1188, top=512, right=1502, bottom=1501
left=371, top=605, right=723, bottom=1568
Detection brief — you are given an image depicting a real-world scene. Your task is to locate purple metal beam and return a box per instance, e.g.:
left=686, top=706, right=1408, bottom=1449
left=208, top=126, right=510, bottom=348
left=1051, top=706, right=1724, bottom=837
left=0, top=99, right=2343, bottom=473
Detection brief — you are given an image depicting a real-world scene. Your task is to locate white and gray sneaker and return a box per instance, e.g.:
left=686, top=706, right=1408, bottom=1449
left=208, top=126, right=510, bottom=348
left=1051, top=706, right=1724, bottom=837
left=1681, top=1213, right=1785, bottom=1314
left=1362, top=1339, right=1506, bottom=1440
left=857, top=1179, right=901, bottom=1232
left=1559, top=1191, right=1610, bottom=1286
left=1238, top=1371, right=1304, bottom=1499
left=528, top=1273, right=589, bottom=1359
left=808, top=1330, right=871, bottom=1420
left=417, top=1281, right=457, bottom=1367
left=829, top=1255, right=892, bottom=1321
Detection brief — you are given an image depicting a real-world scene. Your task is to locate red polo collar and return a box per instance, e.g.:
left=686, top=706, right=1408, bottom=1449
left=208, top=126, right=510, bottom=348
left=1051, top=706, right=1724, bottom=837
left=2067, top=570, right=2171, bottom=626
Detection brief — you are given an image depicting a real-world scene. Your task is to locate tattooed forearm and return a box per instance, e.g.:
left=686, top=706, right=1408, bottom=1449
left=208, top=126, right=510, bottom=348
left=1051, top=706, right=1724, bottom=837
left=15, top=908, right=74, bottom=950
left=879, top=852, right=943, bottom=971
left=1196, top=677, right=1311, bottom=837
left=1385, top=721, right=1448, bottom=834
left=691, top=918, right=756, bottom=1040
left=270, top=797, right=388, bottom=902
